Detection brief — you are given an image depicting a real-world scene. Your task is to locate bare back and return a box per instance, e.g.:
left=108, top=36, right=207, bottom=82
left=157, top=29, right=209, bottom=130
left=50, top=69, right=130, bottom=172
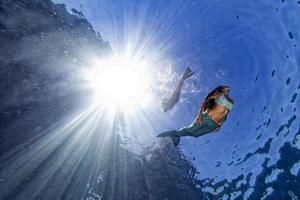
left=208, top=93, right=233, bottom=125
left=197, top=92, right=233, bottom=126
left=207, top=104, right=229, bottom=125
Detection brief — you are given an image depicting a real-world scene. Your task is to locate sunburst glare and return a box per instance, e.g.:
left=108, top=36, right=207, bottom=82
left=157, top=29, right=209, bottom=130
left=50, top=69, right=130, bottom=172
left=84, top=55, right=154, bottom=112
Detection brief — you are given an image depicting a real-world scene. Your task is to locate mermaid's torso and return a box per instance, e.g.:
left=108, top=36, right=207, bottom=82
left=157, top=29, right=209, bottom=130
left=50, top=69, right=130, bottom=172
left=207, top=94, right=234, bottom=125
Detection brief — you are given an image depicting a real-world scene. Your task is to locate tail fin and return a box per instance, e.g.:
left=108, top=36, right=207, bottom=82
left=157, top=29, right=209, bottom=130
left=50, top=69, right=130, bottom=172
left=157, top=130, right=180, bottom=146
left=157, top=130, right=177, bottom=137
left=170, top=135, right=180, bottom=146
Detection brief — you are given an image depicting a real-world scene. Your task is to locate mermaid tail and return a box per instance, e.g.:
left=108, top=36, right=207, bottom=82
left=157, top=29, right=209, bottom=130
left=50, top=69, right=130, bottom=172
left=170, top=135, right=180, bottom=146
left=157, top=130, right=177, bottom=137
left=157, top=130, right=181, bottom=146
left=157, top=114, right=220, bottom=146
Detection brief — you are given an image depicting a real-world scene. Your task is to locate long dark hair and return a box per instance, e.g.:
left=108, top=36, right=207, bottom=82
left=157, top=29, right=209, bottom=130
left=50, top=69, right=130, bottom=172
left=205, top=85, right=229, bottom=100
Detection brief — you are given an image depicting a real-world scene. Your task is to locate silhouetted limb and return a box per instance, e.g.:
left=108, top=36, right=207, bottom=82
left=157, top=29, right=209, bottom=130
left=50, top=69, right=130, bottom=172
left=161, top=67, right=194, bottom=112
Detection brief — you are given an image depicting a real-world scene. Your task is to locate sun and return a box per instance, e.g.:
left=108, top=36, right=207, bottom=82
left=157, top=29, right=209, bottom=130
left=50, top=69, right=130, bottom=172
left=84, top=56, right=153, bottom=111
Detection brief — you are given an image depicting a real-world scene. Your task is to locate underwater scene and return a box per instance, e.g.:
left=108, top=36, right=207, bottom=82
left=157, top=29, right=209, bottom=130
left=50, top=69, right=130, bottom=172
left=0, top=0, right=300, bottom=199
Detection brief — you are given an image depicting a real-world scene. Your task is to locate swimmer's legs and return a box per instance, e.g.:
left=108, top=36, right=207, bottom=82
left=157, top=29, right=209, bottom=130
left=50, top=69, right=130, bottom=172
left=171, top=67, right=194, bottom=101
left=170, top=67, right=194, bottom=105
left=161, top=67, right=194, bottom=112
left=182, top=67, right=194, bottom=81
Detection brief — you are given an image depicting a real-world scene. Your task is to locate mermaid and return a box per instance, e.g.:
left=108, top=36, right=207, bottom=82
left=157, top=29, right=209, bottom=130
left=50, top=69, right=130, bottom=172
left=158, top=85, right=234, bottom=146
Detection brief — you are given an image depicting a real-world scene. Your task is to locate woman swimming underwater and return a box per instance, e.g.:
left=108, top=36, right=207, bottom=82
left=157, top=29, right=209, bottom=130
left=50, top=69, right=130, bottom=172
left=158, top=85, right=234, bottom=146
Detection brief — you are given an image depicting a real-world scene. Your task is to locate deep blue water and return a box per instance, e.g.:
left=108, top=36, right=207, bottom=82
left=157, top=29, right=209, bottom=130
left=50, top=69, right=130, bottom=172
left=1, top=0, right=300, bottom=199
